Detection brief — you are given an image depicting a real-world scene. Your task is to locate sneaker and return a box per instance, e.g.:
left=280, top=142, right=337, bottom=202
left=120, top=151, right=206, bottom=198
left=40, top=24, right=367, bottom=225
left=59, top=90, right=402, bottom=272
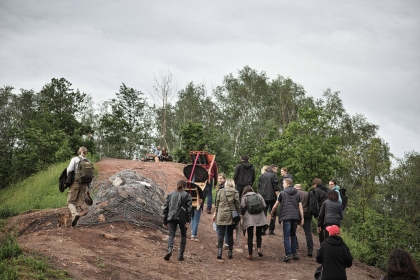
left=71, top=215, right=80, bottom=227
left=283, top=255, right=291, bottom=262
left=293, top=253, right=300, bottom=260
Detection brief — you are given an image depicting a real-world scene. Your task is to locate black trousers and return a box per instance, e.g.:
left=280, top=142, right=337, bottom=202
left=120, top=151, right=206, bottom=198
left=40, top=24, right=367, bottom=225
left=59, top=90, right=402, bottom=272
left=246, top=226, right=263, bottom=255
left=217, top=224, right=235, bottom=251
left=263, top=200, right=276, bottom=232
left=167, top=221, right=187, bottom=252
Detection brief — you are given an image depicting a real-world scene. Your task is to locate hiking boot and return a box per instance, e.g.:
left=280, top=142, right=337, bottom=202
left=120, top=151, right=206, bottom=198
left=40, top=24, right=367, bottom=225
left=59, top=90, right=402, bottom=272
left=178, top=251, right=184, bottom=261
left=228, top=250, right=233, bottom=259
left=164, top=247, right=173, bottom=261
left=268, top=231, right=275, bottom=235
left=307, top=250, right=313, bottom=257
left=293, top=253, right=300, bottom=260
left=283, top=255, right=291, bottom=262
left=261, top=231, right=266, bottom=236
left=217, top=248, right=222, bottom=259
left=71, top=215, right=80, bottom=227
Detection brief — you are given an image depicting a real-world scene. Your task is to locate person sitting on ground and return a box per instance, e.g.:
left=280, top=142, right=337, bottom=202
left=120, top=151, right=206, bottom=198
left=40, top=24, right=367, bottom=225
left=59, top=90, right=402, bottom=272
left=160, top=147, right=170, bottom=161
left=316, top=225, right=353, bottom=280
left=381, top=248, right=419, bottom=280
left=240, top=185, right=267, bottom=260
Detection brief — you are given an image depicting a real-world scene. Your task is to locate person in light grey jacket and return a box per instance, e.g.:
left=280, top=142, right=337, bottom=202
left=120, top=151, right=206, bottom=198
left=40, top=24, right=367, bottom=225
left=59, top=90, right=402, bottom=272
left=240, top=185, right=267, bottom=259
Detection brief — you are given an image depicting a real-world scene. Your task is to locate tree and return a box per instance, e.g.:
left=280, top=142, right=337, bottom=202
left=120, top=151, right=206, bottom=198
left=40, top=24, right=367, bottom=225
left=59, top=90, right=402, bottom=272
left=151, top=69, right=177, bottom=148
left=97, top=84, right=152, bottom=159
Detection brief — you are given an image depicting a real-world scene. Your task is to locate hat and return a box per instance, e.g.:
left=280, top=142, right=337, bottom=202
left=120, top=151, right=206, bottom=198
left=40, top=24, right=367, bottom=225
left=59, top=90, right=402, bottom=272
left=326, top=225, right=340, bottom=236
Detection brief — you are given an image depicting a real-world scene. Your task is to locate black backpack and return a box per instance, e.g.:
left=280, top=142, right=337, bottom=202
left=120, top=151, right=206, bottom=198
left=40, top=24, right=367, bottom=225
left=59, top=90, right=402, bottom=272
left=339, top=188, right=348, bottom=210
left=308, top=190, right=319, bottom=217
left=246, top=194, right=264, bottom=214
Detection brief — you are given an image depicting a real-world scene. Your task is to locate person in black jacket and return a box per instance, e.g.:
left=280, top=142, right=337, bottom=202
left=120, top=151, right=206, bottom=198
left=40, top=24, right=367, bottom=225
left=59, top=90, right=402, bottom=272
left=234, top=156, right=256, bottom=200
left=316, top=225, right=353, bottom=280
left=163, top=180, right=192, bottom=261
left=312, top=178, right=330, bottom=243
left=258, top=164, right=280, bottom=235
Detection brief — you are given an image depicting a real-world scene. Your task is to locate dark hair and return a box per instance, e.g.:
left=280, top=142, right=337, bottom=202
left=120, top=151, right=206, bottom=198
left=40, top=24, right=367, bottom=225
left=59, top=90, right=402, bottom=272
left=270, top=164, right=278, bottom=169
left=328, top=190, right=339, bottom=202
left=177, top=180, right=186, bottom=191
left=218, top=173, right=226, bottom=179
left=281, top=167, right=288, bottom=173
left=312, top=178, right=322, bottom=185
left=242, top=185, right=253, bottom=196
left=329, top=179, right=337, bottom=185
left=384, top=248, right=419, bottom=280
left=241, top=156, right=249, bottom=162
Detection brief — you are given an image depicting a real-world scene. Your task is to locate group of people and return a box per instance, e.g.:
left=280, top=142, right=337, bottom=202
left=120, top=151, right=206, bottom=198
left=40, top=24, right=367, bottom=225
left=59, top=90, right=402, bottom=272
left=160, top=155, right=418, bottom=279
left=152, top=145, right=172, bottom=161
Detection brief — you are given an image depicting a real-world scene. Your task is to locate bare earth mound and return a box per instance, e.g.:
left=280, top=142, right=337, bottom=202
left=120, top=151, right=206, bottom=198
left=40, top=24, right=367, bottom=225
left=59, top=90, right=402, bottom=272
left=8, top=158, right=383, bottom=279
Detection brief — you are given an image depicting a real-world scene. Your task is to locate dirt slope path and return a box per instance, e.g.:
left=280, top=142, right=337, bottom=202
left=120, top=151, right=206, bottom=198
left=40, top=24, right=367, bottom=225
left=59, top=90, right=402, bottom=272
left=9, top=158, right=383, bottom=279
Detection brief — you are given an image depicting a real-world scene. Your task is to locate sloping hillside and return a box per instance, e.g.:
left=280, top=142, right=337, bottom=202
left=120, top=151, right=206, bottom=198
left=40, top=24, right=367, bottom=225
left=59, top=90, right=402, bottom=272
left=7, top=158, right=383, bottom=279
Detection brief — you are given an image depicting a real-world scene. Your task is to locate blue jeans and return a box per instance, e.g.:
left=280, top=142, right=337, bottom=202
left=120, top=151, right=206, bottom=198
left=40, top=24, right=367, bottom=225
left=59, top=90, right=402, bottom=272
left=191, top=208, right=202, bottom=237
left=206, top=180, right=213, bottom=211
left=283, top=220, right=298, bottom=256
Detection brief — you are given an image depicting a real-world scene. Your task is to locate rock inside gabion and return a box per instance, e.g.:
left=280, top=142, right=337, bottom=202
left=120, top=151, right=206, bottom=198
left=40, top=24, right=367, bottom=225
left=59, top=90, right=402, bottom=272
left=78, top=169, right=166, bottom=230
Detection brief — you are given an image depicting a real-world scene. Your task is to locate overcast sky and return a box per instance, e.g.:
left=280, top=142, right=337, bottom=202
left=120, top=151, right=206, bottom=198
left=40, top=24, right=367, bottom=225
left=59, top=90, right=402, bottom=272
left=1, top=0, right=419, bottom=159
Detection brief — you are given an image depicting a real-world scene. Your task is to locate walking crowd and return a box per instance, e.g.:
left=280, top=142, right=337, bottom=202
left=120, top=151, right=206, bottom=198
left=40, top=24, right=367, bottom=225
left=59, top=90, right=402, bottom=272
left=162, top=155, right=419, bottom=280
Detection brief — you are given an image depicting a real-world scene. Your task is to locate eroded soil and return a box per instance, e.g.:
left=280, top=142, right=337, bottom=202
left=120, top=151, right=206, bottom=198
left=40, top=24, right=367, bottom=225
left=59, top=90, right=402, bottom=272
left=7, top=158, right=383, bottom=279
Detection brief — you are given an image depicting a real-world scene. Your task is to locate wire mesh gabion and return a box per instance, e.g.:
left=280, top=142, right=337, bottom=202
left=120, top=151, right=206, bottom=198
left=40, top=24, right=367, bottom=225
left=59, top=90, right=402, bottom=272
left=78, top=169, right=167, bottom=230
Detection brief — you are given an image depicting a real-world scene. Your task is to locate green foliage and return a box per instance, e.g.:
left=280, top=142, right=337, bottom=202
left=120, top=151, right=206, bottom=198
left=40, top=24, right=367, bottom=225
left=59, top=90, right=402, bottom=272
left=0, top=235, right=70, bottom=279
left=0, top=161, right=69, bottom=214
left=0, top=234, right=22, bottom=260
left=257, top=106, right=343, bottom=187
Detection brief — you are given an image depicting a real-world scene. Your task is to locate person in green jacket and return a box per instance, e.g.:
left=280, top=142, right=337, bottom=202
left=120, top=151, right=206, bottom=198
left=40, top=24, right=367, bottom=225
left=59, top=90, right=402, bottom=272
left=212, top=178, right=240, bottom=260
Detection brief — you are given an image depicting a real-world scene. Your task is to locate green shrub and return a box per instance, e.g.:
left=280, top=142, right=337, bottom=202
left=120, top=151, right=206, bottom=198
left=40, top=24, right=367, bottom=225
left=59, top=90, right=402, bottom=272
left=0, top=234, right=22, bottom=261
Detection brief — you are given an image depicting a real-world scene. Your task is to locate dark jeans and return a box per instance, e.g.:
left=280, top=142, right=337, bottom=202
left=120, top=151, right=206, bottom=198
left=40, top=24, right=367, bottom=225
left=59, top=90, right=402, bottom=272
left=247, top=226, right=263, bottom=255
left=217, top=224, right=235, bottom=251
left=283, top=220, right=298, bottom=255
left=263, top=200, right=276, bottom=232
left=167, top=221, right=187, bottom=252
left=205, top=179, right=213, bottom=211
left=236, top=185, right=246, bottom=201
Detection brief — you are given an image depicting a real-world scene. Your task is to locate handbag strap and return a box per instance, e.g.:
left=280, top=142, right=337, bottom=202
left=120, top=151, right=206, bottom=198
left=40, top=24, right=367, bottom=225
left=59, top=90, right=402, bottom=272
left=223, top=188, right=234, bottom=211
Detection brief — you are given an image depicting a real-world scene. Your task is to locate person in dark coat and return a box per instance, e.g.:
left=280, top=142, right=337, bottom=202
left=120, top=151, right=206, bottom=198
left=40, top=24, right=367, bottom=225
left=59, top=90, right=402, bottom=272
left=234, top=156, right=255, bottom=200
left=271, top=178, right=304, bottom=262
left=258, top=164, right=280, bottom=235
left=163, top=180, right=192, bottom=261
left=316, top=225, right=353, bottom=280
left=381, top=248, right=419, bottom=280
left=294, top=184, right=314, bottom=256
left=312, top=178, right=330, bottom=244
left=317, top=190, right=342, bottom=240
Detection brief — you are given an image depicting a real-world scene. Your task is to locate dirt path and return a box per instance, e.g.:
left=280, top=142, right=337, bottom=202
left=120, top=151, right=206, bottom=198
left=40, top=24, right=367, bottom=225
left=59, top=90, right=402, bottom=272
left=8, top=158, right=383, bottom=279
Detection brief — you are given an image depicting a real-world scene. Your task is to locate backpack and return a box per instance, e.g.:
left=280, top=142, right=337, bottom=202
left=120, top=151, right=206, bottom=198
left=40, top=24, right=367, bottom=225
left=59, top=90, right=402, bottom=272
left=59, top=168, right=68, bottom=193
left=308, top=190, right=318, bottom=217
left=75, top=157, right=94, bottom=183
left=339, top=188, right=348, bottom=210
left=246, top=194, right=264, bottom=214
